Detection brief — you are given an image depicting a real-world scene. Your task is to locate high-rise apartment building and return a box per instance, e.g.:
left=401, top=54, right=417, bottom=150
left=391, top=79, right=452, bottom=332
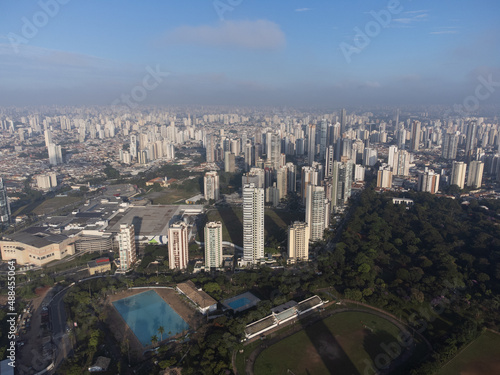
left=467, top=161, right=484, bottom=188
left=331, top=160, right=353, bottom=207
left=205, top=134, right=215, bottom=163
left=0, top=178, right=11, bottom=224
left=276, top=167, right=288, bottom=200
left=204, top=221, right=223, bottom=269
left=417, top=168, right=440, bottom=194
left=307, top=124, right=316, bottom=166
left=288, top=221, right=310, bottom=262
left=396, top=150, right=410, bottom=177
left=442, top=132, right=459, bottom=160
left=168, top=221, right=189, bottom=270
left=285, top=162, right=296, bottom=193
left=224, top=151, right=235, bottom=172
left=451, top=161, right=467, bottom=189
left=410, top=121, right=421, bottom=151
left=242, top=183, right=264, bottom=263
left=204, top=171, right=220, bottom=201
left=305, top=184, right=328, bottom=242
left=118, top=224, right=136, bottom=271
left=377, top=165, right=393, bottom=188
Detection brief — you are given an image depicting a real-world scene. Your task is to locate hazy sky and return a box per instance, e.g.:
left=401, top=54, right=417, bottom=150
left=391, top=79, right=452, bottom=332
left=1, top=0, right=499, bottom=108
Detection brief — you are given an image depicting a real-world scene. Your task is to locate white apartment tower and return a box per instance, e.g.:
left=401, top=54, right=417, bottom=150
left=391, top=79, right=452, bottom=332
left=204, top=171, right=220, bottom=201
left=204, top=221, right=223, bottom=269
left=0, top=178, right=11, bottom=223
left=305, top=184, right=328, bottom=242
left=451, top=161, right=467, bottom=189
left=242, top=183, right=265, bottom=263
left=288, top=221, right=310, bottom=262
left=118, top=224, right=136, bottom=271
left=168, top=221, right=189, bottom=270
left=467, top=161, right=484, bottom=188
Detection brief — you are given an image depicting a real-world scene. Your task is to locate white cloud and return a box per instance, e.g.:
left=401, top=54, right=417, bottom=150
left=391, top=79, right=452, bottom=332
left=162, top=20, right=286, bottom=50
left=404, top=10, right=429, bottom=14
left=295, top=8, right=312, bottom=12
left=430, top=30, right=458, bottom=35
left=430, top=26, right=459, bottom=35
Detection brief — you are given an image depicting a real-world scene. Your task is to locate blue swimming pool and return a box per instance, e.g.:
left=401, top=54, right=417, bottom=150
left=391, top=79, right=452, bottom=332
left=112, top=290, right=189, bottom=347
left=228, top=297, right=251, bottom=310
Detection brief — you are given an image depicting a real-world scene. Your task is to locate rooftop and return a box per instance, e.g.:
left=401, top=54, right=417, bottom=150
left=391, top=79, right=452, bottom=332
left=177, top=280, right=217, bottom=309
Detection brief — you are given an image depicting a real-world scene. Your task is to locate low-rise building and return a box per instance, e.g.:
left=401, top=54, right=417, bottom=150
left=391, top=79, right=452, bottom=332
left=87, top=257, right=111, bottom=275
left=0, top=228, right=75, bottom=266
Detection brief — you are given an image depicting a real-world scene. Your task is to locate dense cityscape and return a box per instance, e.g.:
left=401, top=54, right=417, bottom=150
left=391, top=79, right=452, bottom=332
left=1, top=1, right=500, bottom=375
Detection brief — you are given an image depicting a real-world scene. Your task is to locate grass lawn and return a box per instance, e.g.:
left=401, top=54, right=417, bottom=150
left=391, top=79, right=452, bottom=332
left=203, top=207, right=303, bottom=247
left=439, top=330, right=500, bottom=375
left=32, top=196, right=83, bottom=215
left=253, top=311, right=414, bottom=375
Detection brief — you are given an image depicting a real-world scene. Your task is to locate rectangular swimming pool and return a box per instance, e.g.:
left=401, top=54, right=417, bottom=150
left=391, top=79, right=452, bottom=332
left=112, top=290, right=189, bottom=347
left=228, top=297, right=251, bottom=310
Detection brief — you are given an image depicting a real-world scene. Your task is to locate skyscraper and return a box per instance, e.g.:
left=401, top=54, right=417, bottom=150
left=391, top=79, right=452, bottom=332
left=319, top=120, right=328, bottom=159
left=325, top=145, right=335, bottom=178
left=451, top=161, right=467, bottom=189
left=276, top=167, right=288, bottom=200
left=130, top=134, right=138, bottom=159
left=442, top=132, right=459, bottom=160
left=168, top=221, right=189, bottom=270
left=340, top=108, right=346, bottom=136
left=285, top=162, right=296, bottom=193
left=224, top=151, right=235, bottom=172
left=118, top=224, right=136, bottom=271
left=48, top=143, right=63, bottom=165
left=204, top=171, right=220, bottom=201
left=377, top=166, right=393, bottom=188
left=204, top=221, right=223, bottom=269
left=301, top=165, right=321, bottom=204
left=396, top=150, right=410, bottom=177
left=465, top=121, right=477, bottom=159
left=288, top=221, right=310, bottom=262
left=242, top=183, right=264, bottom=263
left=410, top=121, right=421, bottom=152
left=0, top=178, right=11, bottom=224
left=205, top=134, right=215, bottom=163
left=331, top=160, right=353, bottom=207
left=417, top=168, right=440, bottom=194
left=305, top=184, right=328, bottom=242
left=307, top=124, right=316, bottom=166
left=467, top=161, right=484, bottom=188
left=388, top=145, right=398, bottom=171
left=268, top=133, right=281, bottom=170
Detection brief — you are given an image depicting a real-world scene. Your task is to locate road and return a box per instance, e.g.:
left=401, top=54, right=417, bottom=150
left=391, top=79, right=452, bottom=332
left=50, top=286, right=74, bottom=373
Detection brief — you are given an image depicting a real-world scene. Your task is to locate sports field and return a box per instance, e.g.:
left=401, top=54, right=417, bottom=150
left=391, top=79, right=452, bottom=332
left=253, top=311, right=412, bottom=375
left=439, top=330, right=500, bottom=375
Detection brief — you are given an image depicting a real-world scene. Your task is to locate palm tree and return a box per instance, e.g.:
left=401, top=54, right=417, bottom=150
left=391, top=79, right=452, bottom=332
left=158, top=326, right=165, bottom=342
left=151, top=335, right=158, bottom=347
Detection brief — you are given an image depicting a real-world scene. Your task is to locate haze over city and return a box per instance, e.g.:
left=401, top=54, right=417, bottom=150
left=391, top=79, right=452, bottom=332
left=1, top=0, right=499, bottom=107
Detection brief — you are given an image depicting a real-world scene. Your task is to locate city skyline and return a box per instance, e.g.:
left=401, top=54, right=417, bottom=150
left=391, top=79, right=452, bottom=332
left=0, top=1, right=499, bottom=107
